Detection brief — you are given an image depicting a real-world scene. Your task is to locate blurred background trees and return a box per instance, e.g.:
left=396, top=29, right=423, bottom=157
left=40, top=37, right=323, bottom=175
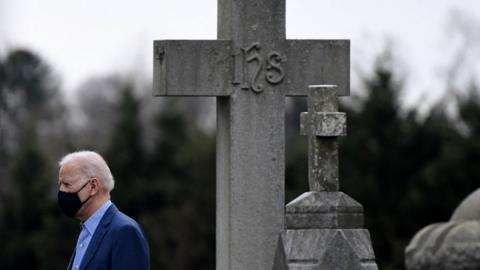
left=0, top=44, right=479, bottom=270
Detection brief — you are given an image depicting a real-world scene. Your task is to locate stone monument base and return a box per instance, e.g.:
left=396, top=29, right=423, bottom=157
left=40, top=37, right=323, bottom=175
left=276, top=192, right=378, bottom=270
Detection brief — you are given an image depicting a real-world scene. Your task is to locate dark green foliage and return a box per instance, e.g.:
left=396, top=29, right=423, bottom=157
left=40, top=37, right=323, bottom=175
left=142, top=100, right=215, bottom=270
left=285, top=98, right=308, bottom=202
left=0, top=49, right=76, bottom=270
left=105, top=84, right=146, bottom=217
left=1, top=124, right=49, bottom=269
left=3, top=50, right=56, bottom=110
left=0, top=120, right=77, bottom=270
left=338, top=59, right=476, bottom=269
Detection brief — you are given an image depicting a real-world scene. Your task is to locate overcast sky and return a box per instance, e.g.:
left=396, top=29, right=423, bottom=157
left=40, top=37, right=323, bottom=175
left=1, top=0, right=479, bottom=109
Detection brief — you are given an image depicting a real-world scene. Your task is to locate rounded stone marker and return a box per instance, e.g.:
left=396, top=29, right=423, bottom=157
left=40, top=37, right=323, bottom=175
left=405, top=188, right=480, bottom=270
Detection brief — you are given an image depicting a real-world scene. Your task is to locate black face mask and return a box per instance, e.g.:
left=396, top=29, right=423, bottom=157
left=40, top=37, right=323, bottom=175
left=58, top=180, right=92, bottom=218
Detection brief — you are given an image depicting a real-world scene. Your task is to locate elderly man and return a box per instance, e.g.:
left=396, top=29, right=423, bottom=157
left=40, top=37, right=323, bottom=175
left=57, top=151, right=150, bottom=270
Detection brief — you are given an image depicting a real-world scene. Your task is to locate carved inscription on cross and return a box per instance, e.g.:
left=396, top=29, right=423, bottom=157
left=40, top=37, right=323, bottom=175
left=153, top=1, right=349, bottom=269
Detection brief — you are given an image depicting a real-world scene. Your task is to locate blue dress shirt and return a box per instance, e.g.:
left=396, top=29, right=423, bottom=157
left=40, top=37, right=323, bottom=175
left=72, top=200, right=112, bottom=270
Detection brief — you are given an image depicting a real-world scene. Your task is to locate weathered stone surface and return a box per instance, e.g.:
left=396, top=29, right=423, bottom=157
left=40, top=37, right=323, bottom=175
left=283, top=41, right=350, bottom=97
left=405, top=188, right=480, bottom=270
left=405, top=221, right=480, bottom=270
left=286, top=191, right=363, bottom=213
left=451, top=188, right=480, bottom=221
left=308, top=136, right=339, bottom=191
left=300, top=112, right=347, bottom=137
left=153, top=40, right=351, bottom=97
left=280, top=229, right=377, bottom=270
left=153, top=40, right=232, bottom=96
left=273, top=235, right=289, bottom=270
left=307, top=85, right=338, bottom=112
left=302, top=86, right=345, bottom=192
left=286, top=191, right=363, bottom=229
left=216, top=92, right=286, bottom=270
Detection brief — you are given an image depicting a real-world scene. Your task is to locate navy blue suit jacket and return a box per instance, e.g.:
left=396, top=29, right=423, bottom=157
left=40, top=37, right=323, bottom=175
left=69, top=204, right=150, bottom=270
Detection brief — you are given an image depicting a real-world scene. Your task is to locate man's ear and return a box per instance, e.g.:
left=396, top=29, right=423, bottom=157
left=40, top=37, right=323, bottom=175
left=90, top=177, right=100, bottom=195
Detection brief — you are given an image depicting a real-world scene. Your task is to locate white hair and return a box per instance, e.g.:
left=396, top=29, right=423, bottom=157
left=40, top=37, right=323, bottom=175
left=59, top=150, right=115, bottom=191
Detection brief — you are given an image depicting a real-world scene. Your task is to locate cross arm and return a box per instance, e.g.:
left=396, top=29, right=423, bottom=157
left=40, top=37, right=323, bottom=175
left=153, top=40, right=233, bottom=97
left=283, top=40, right=350, bottom=96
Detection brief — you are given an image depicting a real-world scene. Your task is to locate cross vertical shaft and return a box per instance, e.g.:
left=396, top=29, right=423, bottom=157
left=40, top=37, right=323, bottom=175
left=216, top=1, right=287, bottom=269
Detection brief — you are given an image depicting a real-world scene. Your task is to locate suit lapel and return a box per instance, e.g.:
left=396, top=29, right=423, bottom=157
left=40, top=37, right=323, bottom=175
left=79, top=204, right=118, bottom=270
left=67, top=247, right=75, bottom=270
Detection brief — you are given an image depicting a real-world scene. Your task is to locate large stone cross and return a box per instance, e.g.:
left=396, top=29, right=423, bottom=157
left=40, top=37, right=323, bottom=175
left=153, top=1, right=349, bottom=269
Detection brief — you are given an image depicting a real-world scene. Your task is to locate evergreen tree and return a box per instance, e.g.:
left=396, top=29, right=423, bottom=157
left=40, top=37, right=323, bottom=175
left=0, top=49, right=60, bottom=194
left=0, top=122, right=57, bottom=269
left=142, top=100, right=215, bottom=270
left=105, top=83, right=146, bottom=217
left=0, top=49, right=73, bottom=270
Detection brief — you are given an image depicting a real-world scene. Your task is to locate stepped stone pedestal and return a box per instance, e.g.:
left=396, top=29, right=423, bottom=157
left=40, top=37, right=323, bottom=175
left=280, top=191, right=377, bottom=270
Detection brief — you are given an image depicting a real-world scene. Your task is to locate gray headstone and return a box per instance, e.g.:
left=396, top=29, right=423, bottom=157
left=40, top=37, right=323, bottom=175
left=405, top=188, right=480, bottom=270
left=278, top=85, right=378, bottom=270
left=153, top=1, right=350, bottom=269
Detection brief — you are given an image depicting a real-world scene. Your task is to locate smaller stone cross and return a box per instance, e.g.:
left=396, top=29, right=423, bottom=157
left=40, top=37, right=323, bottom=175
left=278, top=85, right=378, bottom=270
left=300, top=85, right=347, bottom=191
